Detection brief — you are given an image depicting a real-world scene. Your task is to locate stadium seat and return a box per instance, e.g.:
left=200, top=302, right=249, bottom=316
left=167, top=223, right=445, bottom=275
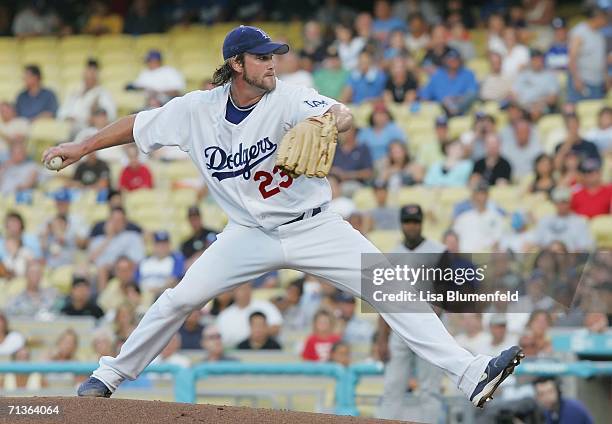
left=10, top=316, right=97, bottom=351
left=448, top=115, right=473, bottom=138
left=466, top=57, right=490, bottom=81
left=0, top=80, right=22, bottom=102
left=350, top=103, right=373, bottom=128
left=0, top=45, right=18, bottom=65
left=367, top=230, right=402, bottom=252
left=134, top=33, right=170, bottom=55
left=20, top=50, right=59, bottom=67
left=180, top=61, right=219, bottom=85
left=32, top=190, right=55, bottom=209
left=421, top=217, right=448, bottom=242
left=576, top=99, right=604, bottom=129
left=489, top=185, right=520, bottom=211
left=399, top=116, right=435, bottom=135
left=163, top=160, right=201, bottom=184
left=171, top=34, right=207, bottom=52
left=59, top=35, right=95, bottom=52
left=96, top=34, right=135, bottom=52
left=438, top=187, right=470, bottom=213
left=537, top=114, right=564, bottom=148
left=46, top=264, right=75, bottom=294
left=471, top=29, right=488, bottom=57
left=417, top=101, right=444, bottom=117
left=129, top=208, right=175, bottom=231
left=352, top=187, right=376, bottom=210
left=98, top=49, right=138, bottom=67
left=278, top=269, right=304, bottom=287
left=125, top=189, right=170, bottom=209
left=59, top=62, right=85, bottom=86
left=530, top=198, right=556, bottom=219
left=198, top=202, right=228, bottom=232
left=5, top=277, right=27, bottom=302
left=100, top=65, right=139, bottom=90
left=170, top=189, right=198, bottom=208
left=27, top=118, right=71, bottom=160
left=252, top=288, right=284, bottom=302
left=19, top=36, right=59, bottom=54
left=392, top=185, right=436, bottom=209
left=83, top=204, right=110, bottom=225
left=111, top=90, right=147, bottom=116
left=0, top=36, right=17, bottom=51
left=411, top=133, right=443, bottom=167
left=590, top=215, right=612, bottom=248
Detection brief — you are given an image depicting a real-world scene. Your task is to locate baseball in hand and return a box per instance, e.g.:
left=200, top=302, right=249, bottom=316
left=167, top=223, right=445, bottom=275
left=46, top=156, right=63, bottom=171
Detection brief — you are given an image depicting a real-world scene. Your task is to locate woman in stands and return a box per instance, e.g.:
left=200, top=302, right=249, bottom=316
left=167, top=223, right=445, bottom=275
left=357, top=103, right=407, bottom=163
left=377, top=140, right=424, bottom=191
left=530, top=153, right=556, bottom=195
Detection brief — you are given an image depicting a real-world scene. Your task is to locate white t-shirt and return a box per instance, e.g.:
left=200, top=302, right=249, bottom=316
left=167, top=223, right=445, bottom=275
left=133, top=80, right=338, bottom=230
left=569, top=22, right=606, bottom=85
left=0, top=331, right=26, bottom=356
left=498, top=230, right=537, bottom=253
left=0, top=117, right=29, bottom=160
left=501, top=44, right=530, bottom=79
left=393, top=238, right=446, bottom=254
left=585, top=127, right=612, bottom=153
left=337, top=38, right=366, bottom=71
left=453, top=208, right=505, bottom=252
left=216, top=300, right=283, bottom=347
left=58, top=85, right=117, bottom=130
left=133, top=66, right=186, bottom=93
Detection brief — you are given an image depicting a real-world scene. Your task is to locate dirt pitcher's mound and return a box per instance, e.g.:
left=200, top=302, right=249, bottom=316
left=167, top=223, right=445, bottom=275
left=0, top=397, right=415, bottom=424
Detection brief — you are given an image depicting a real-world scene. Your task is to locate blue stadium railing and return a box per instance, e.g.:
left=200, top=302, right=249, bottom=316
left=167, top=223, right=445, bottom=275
left=0, top=360, right=611, bottom=415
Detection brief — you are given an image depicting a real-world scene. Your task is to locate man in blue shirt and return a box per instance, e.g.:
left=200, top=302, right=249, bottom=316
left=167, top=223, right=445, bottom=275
left=15, top=65, right=58, bottom=120
left=372, top=0, right=407, bottom=44
left=330, top=126, right=374, bottom=184
left=419, top=49, right=478, bottom=116
left=546, top=17, right=569, bottom=70
left=341, top=50, right=387, bottom=105
left=534, top=376, right=594, bottom=424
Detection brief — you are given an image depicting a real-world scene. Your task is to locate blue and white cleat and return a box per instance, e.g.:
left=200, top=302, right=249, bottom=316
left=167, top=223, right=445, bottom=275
left=77, top=377, right=112, bottom=398
left=470, top=345, right=524, bottom=408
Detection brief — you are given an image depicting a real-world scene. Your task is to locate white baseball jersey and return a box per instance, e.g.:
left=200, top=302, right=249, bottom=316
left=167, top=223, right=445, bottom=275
left=95, top=81, right=493, bottom=401
left=133, top=80, right=337, bottom=230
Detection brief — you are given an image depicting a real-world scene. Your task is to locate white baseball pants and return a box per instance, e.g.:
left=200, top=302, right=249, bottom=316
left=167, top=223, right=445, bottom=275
left=93, top=210, right=490, bottom=398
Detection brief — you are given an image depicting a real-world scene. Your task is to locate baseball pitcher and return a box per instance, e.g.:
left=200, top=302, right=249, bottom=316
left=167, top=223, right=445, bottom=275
left=42, top=26, right=522, bottom=408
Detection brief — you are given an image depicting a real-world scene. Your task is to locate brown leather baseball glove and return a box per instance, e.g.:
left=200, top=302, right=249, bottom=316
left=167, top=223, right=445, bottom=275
left=275, top=112, right=338, bottom=178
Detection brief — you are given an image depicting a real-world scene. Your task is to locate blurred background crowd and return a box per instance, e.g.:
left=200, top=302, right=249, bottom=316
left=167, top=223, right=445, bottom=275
left=0, top=0, right=611, bottom=422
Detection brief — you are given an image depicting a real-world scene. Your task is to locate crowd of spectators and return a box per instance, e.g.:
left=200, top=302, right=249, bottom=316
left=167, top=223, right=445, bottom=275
left=0, top=0, right=610, bottom=420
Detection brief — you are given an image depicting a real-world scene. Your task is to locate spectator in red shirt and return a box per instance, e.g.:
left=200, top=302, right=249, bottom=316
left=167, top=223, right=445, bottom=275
left=119, top=145, right=153, bottom=191
left=301, top=309, right=341, bottom=361
left=571, top=158, right=612, bottom=219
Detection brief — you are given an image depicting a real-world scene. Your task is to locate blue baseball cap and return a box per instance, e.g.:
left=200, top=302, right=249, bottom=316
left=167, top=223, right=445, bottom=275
left=153, top=231, right=170, bottom=243
left=222, top=25, right=289, bottom=60
left=435, top=115, right=448, bottom=127
left=54, top=188, right=71, bottom=203
left=145, top=50, right=162, bottom=62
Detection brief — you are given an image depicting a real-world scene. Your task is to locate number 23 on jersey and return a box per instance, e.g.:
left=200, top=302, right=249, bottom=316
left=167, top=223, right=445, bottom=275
left=255, top=166, right=293, bottom=199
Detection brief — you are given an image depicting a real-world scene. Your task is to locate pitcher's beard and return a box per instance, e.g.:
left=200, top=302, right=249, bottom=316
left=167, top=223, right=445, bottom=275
left=243, top=69, right=275, bottom=92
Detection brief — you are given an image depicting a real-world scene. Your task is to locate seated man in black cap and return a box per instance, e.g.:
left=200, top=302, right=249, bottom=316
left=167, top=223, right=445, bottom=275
left=180, top=206, right=217, bottom=269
